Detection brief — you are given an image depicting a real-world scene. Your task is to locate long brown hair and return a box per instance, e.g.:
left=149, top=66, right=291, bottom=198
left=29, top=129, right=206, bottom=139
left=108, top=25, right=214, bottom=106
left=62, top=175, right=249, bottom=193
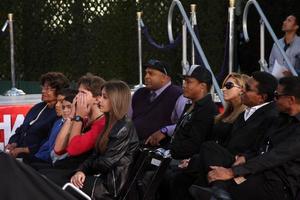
left=96, top=80, right=131, bottom=153
left=215, top=73, right=249, bottom=123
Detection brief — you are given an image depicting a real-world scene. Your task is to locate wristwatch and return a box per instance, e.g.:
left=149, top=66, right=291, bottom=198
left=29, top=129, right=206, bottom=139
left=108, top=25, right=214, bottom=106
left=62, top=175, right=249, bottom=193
left=160, top=127, right=168, bottom=135
left=72, top=115, right=83, bottom=122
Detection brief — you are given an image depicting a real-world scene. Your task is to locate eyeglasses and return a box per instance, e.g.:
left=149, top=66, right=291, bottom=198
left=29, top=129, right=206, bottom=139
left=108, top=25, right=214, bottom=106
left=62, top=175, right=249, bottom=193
left=223, top=82, right=240, bottom=90
left=274, top=91, right=288, bottom=100
left=40, top=85, right=56, bottom=92
left=147, top=59, right=168, bottom=75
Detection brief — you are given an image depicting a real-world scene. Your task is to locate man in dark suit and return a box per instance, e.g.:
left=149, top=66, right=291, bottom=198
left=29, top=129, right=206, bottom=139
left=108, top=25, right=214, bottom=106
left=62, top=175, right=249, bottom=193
left=201, top=76, right=300, bottom=200
left=169, top=71, right=279, bottom=200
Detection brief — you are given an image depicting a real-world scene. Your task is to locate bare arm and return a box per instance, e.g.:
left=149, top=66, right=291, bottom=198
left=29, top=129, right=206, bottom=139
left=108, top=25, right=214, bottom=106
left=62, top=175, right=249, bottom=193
left=68, top=93, right=90, bottom=144
left=54, top=118, right=72, bottom=153
left=68, top=121, right=84, bottom=145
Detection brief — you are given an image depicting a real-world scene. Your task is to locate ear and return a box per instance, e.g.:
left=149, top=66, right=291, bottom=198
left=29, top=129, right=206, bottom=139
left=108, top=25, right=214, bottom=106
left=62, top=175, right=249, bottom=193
left=259, top=93, right=268, bottom=104
left=200, top=82, right=208, bottom=91
left=289, top=96, right=296, bottom=105
left=95, top=96, right=101, bottom=104
left=162, top=74, right=170, bottom=81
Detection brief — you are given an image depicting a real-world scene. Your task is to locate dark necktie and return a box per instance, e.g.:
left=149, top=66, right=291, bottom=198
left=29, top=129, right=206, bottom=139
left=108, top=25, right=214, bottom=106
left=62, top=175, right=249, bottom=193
left=150, top=92, right=157, bottom=102
left=284, top=43, right=290, bottom=51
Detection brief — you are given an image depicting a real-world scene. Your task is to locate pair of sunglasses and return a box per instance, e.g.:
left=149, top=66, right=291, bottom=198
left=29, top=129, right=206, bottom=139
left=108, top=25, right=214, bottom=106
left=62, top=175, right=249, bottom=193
left=274, top=91, right=288, bottom=100
left=223, top=82, right=240, bottom=90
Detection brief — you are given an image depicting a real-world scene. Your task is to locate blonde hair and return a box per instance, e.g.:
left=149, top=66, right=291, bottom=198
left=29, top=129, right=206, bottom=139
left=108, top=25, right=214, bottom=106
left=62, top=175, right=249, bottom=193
left=215, top=73, right=249, bottom=123
left=96, top=80, right=131, bottom=153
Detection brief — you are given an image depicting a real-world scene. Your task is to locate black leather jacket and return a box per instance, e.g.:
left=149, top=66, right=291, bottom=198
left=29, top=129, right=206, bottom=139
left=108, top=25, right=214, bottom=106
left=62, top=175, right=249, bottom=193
left=170, top=94, right=217, bottom=159
left=77, top=117, right=139, bottom=199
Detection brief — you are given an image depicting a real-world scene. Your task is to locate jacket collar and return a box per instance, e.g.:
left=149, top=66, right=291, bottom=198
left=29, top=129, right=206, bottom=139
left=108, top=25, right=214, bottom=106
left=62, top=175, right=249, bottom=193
left=293, top=112, right=300, bottom=122
left=194, top=94, right=212, bottom=107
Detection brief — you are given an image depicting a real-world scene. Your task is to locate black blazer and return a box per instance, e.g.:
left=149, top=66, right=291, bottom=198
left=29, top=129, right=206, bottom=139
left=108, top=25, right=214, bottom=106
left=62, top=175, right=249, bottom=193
left=232, top=113, right=300, bottom=198
left=225, top=102, right=278, bottom=155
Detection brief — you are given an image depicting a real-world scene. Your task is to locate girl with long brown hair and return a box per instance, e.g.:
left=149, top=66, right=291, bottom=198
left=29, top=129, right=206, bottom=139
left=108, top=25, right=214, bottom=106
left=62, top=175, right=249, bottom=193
left=70, top=80, right=139, bottom=200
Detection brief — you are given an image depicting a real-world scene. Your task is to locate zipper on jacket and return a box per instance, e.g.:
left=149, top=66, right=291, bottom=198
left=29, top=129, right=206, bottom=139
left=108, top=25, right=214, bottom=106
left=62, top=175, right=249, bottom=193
left=112, top=170, right=117, bottom=198
left=91, top=174, right=101, bottom=200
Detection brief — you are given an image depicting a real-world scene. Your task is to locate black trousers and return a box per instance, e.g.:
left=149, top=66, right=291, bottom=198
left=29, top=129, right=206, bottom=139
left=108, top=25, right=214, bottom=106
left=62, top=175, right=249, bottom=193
left=170, top=141, right=235, bottom=200
left=228, top=174, right=291, bottom=200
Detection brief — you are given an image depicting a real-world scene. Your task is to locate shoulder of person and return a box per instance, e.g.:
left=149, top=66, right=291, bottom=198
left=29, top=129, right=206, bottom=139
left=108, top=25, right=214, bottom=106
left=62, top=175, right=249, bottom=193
left=132, top=87, right=149, bottom=99
left=169, top=84, right=183, bottom=93
left=134, top=87, right=148, bottom=94
left=262, top=102, right=278, bottom=115
left=295, top=35, right=300, bottom=43
left=32, top=101, right=47, bottom=110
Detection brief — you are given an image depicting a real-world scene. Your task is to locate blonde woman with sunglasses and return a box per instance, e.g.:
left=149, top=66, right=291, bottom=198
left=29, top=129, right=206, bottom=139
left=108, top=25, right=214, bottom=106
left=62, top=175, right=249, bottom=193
left=212, top=73, right=250, bottom=144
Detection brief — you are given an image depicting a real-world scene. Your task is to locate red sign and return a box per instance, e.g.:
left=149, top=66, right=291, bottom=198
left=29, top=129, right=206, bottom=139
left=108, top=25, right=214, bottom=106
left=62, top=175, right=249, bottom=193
left=0, top=105, right=32, bottom=149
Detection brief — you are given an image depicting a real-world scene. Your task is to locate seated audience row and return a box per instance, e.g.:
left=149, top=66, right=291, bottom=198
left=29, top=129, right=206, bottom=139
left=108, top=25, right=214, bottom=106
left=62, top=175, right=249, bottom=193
left=3, top=59, right=300, bottom=200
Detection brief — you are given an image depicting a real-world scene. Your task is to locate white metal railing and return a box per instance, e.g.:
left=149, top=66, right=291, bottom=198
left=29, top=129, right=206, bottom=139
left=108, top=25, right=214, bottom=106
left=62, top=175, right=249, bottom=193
left=62, top=182, right=91, bottom=200
left=168, top=0, right=225, bottom=105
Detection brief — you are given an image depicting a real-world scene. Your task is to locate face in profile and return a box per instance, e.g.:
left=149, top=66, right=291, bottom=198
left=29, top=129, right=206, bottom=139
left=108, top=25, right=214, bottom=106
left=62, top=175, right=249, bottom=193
left=241, top=78, right=262, bottom=107
left=275, top=85, right=290, bottom=113
left=99, top=88, right=112, bottom=113
left=55, top=94, right=65, bottom=116
left=62, top=99, right=73, bottom=119
left=144, top=68, right=167, bottom=90
left=222, top=77, right=242, bottom=102
left=41, top=82, right=57, bottom=104
left=78, top=84, right=96, bottom=106
left=183, top=77, right=203, bottom=101
left=282, top=15, right=298, bottom=32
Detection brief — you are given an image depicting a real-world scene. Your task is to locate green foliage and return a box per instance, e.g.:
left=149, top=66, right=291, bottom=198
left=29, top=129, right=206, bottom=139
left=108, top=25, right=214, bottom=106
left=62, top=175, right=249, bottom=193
left=0, top=0, right=227, bottom=84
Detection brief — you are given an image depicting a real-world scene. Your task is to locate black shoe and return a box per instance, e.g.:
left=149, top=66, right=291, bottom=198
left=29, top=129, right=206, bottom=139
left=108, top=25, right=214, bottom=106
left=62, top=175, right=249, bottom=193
left=189, top=185, right=231, bottom=200
left=189, top=185, right=213, bottom=200
left=211, top=185, right=231, bottom=200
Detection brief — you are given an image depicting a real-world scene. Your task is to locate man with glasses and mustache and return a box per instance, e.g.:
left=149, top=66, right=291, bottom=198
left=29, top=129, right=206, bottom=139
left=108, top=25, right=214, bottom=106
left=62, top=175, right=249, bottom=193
left=130, top=59, right=187, bottom=143
left=170, top=71, right=279, bottom=200
left=203, top=76, right=300, bottom=200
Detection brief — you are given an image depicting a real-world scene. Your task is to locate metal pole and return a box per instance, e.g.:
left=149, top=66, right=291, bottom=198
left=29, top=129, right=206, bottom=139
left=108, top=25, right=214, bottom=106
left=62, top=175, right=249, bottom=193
left=228, top=0, right=235, bottom=74
left=190, top=4, right=197, bottom=65
left=182, top=21, right=188, bottom=74
left=168, top=0, right=225, bottom=105
left=134, top=11, right=144, bottom=90
left=259, top=19, right=268, bottom=72
left=243, top=0, right=298, bottom=76
left=8, top=14, right=16, bottom=88
left=5, top=13, right=25, bottom=96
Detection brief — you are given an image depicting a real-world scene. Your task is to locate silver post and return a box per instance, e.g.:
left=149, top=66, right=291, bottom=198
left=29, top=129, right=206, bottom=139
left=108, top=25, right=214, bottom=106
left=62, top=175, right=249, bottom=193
left=5, top=13, right=25, bottom=96
left=259, top=19, right=268, bottom=72
left=190, top=4, right=197, bottom=65
left=228, top=0, right=235, bottom=74
left=134, top=11, right=144, bottom=91
left=182, top=21, right=188, bottom=74
left=9, top=13, right=16, bottom=88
